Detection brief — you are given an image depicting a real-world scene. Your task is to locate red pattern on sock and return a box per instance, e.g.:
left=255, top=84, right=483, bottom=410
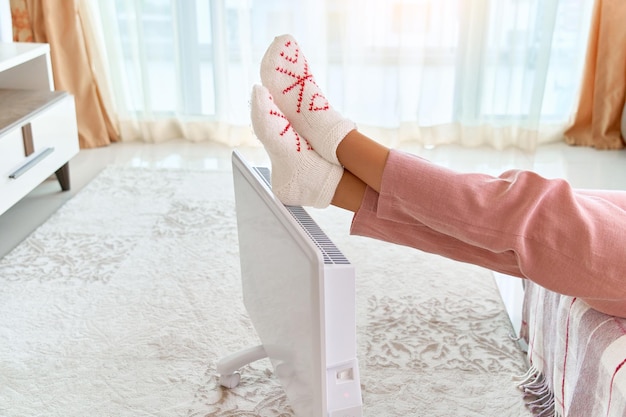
left=274, top=39, right=329, bottom=115
left=279, top=40, right=299, bottom=63
left=268, top=109, right=312, bottom=152
left=309, top=93, right=329, bottom=111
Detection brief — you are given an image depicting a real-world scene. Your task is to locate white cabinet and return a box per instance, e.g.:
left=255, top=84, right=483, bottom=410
left=0, top=43, right=79, bottom=216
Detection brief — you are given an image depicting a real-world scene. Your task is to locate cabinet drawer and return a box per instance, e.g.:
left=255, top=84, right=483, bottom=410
left=0, top=93, right=78, bottom=214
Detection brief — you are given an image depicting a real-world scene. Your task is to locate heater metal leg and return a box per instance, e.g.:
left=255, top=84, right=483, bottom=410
left=217, top=344, right=267, bottom=388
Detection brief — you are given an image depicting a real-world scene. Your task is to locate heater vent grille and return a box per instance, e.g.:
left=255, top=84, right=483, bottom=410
left=255, top=167, right=350, bottom=265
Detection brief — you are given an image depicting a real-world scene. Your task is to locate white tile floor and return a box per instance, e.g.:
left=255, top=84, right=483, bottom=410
left=2, top=139, right=626, bottom=335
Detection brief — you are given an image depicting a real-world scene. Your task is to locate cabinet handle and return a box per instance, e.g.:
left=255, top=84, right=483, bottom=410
left=8, top=147, right=55, bottom=179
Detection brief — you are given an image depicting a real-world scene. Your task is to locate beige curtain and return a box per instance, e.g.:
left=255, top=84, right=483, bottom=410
left=10, top=0, right=118, bottom=148
left=564, top=0, right=626, bottom=149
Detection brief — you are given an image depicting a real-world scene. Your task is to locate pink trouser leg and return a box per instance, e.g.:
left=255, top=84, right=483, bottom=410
left=350, top=150, right=626, bottom=317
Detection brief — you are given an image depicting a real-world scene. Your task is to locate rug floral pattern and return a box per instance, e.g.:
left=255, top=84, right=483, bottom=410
left=0, top=167, right=531, bottom=416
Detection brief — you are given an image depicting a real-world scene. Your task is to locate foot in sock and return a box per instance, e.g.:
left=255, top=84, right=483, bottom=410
left=250, top=84, right=343, bottom=208
left=260, top=34, right=355, bottom=166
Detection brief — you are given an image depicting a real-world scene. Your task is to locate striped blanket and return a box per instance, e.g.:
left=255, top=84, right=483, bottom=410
left=519, top=281, right=626, bottom=417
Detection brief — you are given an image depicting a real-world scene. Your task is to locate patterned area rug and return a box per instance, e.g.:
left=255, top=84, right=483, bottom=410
left=0, top=166, right=531, bottom=416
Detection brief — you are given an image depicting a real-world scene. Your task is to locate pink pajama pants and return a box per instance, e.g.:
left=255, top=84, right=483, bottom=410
left=350, top=150, right=626, bottom=318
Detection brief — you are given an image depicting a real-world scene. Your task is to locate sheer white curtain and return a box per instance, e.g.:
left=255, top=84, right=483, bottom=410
left=91, top=0, right=593, bottom=150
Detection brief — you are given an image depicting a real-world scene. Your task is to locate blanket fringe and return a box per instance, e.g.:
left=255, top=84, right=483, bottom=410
left=515, top=365, right=560, bottom=417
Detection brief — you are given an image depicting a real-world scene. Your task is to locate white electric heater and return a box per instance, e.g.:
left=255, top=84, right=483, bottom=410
left=217, top=150, right=363, bottom=417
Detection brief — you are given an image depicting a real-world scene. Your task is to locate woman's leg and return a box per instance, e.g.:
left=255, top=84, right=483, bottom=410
left=330, top=150, right=527, bottom=278
left=259, top=34, right=626, bottom=317
left=335, top=130, right=390, bottom=193
left=334, top=135, right=626, bottom=316
left=331, top=169, right=367, bottom=213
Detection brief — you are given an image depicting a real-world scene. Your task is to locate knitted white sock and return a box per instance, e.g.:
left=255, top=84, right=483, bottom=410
left=250, top=84, right=343, bottom=208
left=260, top=34, right=355, bottom=166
